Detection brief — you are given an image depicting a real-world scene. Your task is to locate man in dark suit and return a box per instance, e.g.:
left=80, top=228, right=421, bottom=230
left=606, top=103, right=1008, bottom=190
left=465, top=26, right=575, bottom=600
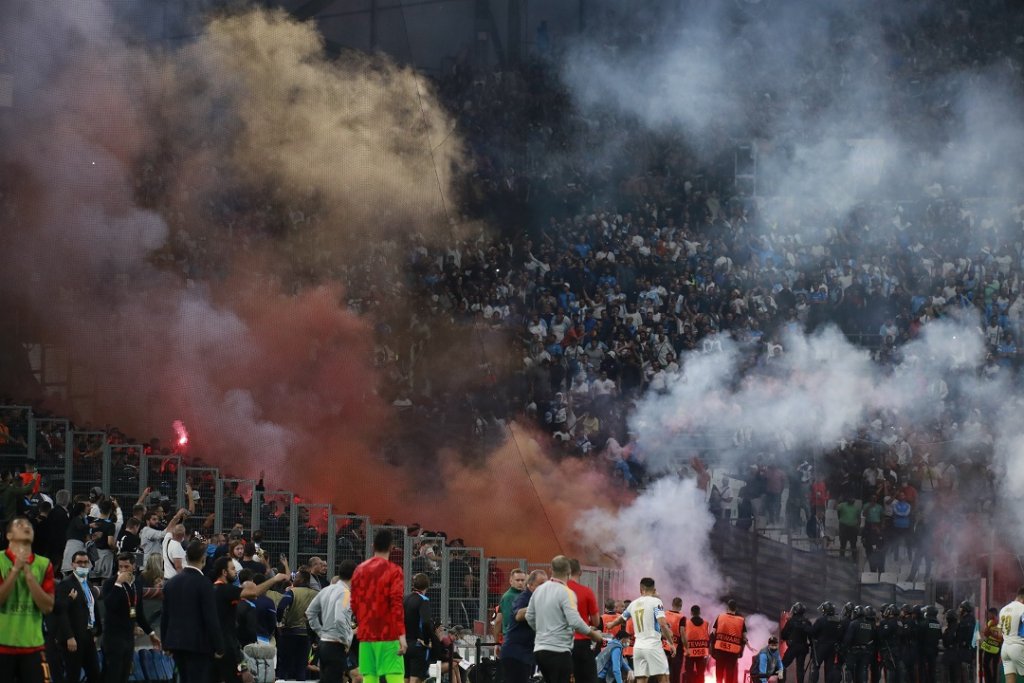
left=161, top=540, right=225, bottom=683
left=54, top=550, right=102, bottom=683
left=44, top=490, right=71, bottom=567
left=101, top=552, right=162, bottom=683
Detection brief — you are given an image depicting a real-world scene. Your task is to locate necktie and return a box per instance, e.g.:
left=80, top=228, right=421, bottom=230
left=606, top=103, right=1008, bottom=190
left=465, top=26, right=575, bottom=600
left=82, top=580, right=94, bottom=628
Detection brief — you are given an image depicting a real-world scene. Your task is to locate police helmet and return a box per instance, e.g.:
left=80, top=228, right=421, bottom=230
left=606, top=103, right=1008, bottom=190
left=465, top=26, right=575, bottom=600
left=842, top=602, right=855, bottom=618
left=899, top=603, right=910, bottom=615
left=851, top=605, right=864, bottom=620
left=946, top=610, right=959, bottom=624
left=862, top=605, right=876, bottom=620
left=791, top=602, right=806, bottom=617
left=959, top=601, right=974, bottom=615
left=924, top=605, right=938, bottom=619
left=882, top=604, right=897, bottom=618
left=819, top=601, right=836, bottom=616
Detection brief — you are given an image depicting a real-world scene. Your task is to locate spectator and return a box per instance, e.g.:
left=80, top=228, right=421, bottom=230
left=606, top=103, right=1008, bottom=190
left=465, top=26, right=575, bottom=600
left=161, top=524, right=186, bottom=580
left=306, top=560, right=357, bottom=683
left=891, top=493, right=913, bottom=563
left=277, top=568, right=318, bottom=681
left=835, top=496, right=861, bottom=560
left=62, top=502, right=91, bottom=574
left=0, top=472, right=35, bottom=548
left=210, top=555, right=288, bottom=683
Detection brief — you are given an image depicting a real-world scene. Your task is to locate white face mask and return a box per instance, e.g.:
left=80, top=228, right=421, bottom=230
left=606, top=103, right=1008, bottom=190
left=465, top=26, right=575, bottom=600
left=74, top=566, right=90, bottom=579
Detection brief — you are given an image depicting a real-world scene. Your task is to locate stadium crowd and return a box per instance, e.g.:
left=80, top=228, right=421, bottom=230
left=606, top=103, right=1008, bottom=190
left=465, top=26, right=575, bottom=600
left=3, top=2, right=1024, bottom=682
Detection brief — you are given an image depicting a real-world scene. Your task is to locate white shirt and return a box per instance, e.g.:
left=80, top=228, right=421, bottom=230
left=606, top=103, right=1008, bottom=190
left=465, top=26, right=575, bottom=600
left=162, top=535, right=186, bottom=579
left=140, top=525, right=166, bottom=557
left=1000, top=600, right=1024, bottom=647
left=623, top=595, right=666, bottom=650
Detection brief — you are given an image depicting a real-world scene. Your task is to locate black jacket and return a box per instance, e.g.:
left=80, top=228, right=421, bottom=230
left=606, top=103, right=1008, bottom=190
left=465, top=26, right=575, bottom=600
left=101, top=576, right=154, bottom=647
left=54, top=574, right=103, bottom=642
left=160, top=566, right=225, bottom=656
left=782, top=616, right=812, bottom=656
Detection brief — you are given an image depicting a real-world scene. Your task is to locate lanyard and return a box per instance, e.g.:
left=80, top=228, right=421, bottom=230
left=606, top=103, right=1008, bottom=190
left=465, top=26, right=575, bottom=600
left=121, top=582, right=136, bottom=609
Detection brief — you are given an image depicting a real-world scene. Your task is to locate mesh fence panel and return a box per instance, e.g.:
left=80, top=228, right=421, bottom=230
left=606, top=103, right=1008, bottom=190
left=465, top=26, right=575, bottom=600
left=330, top=514, right=370, bottom=575
left=255, top=490, right=294, bottom=570
left=442, top=546, right=484, bottom=630
left=140, top=455, right=184, bottom=510
left=107, top=444, right=142, bottom=505
left=34, top=418, right=69, bottom=492
left=183, top=467, right=219, bottom=537
left=369, top=525, right=414, bottom=594
left=216, top=478, right=256, bottom=534
left=69, top=431, right=106, bottom=499
left=412, top=535, right=445, bottom=625
left=296, top=503, right=331, bottom=570
left=0, top=405, right=31, bottom=458
left=484, top=557, right=527, bottom=612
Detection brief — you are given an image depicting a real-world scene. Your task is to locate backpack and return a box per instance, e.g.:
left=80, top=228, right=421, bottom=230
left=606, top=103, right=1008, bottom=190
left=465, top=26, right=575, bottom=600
left=243, top=643, right=277, bottom=683
left=467, top=657, right=502, bottom=683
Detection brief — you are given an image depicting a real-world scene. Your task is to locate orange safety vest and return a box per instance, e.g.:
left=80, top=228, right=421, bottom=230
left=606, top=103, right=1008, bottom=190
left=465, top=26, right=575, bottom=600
left=602, top=613, right=621, bottom=634
left=663, top=611, right=683, bottom=652
left=625, top=617, right=634, bottom=656
left=713, top=613, right=745, bottom=655
left=685, top=619, right=710, bottom=658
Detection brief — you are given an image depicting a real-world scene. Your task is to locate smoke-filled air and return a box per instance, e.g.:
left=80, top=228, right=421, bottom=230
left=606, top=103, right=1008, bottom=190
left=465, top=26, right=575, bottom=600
left=6, top=0, right=1024, bottom=643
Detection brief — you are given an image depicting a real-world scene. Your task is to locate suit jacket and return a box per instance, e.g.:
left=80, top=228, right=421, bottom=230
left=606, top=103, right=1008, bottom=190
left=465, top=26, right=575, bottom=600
left=101, top=576, right=154, bottom=647
left=35, top=507, right=69, bottom=565
left=160, top=565, right=224, bottom=655
left=54, top=575, right=103, bottom=642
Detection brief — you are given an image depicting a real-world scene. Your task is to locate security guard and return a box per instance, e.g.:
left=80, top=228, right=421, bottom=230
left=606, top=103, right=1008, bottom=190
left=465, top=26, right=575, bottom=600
left=811, top=602, right=844, bottom=683
left=843, top=606, right=876, bottom=683
left=781, top=602, right=812, bottom=683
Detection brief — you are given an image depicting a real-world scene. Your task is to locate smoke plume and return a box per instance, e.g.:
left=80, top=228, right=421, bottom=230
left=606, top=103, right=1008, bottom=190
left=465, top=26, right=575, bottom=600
left=0, top=2, right=479, bottom=530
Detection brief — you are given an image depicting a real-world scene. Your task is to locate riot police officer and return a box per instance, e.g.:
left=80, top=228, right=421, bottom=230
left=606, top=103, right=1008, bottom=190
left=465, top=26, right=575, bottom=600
left=878, top=605, right=902, bottom=683
left=811, top=601, right=844, bottom=683
left=918, top=605, right=941, bottom=683
left=781, top=602, right=812, bottom=683
left=943, top=609, right=961, bottom=683
left=844, top=606, right=877, bottom=683
left=897, top=604, right=918, bottom=683
left=837, top=601, right=855, bottom=676
left=957, top=601, right=977, bottom=683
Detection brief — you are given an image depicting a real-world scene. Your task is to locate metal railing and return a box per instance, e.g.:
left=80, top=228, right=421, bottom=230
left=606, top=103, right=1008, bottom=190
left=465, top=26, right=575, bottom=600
left=1, top=405, right=626, bottom=618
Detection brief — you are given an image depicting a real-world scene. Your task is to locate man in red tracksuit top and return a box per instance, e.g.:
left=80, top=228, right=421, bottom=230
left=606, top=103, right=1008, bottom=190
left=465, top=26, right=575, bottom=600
left=351, top=529, right=407, bottom=683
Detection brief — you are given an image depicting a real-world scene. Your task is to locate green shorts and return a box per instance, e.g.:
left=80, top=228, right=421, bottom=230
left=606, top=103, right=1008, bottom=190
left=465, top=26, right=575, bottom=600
left=358, top=640, right=405, bottom=678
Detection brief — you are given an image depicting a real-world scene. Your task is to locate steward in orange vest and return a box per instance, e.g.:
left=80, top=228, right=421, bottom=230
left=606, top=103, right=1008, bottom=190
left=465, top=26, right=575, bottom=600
left=710, top=600, right=747, bottom=683
left=682, top=605, right=710, bottom=683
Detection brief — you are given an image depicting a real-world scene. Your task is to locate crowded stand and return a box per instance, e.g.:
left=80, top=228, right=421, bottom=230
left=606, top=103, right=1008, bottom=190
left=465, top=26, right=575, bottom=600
left=5, top=1, right=1024, bottom=682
